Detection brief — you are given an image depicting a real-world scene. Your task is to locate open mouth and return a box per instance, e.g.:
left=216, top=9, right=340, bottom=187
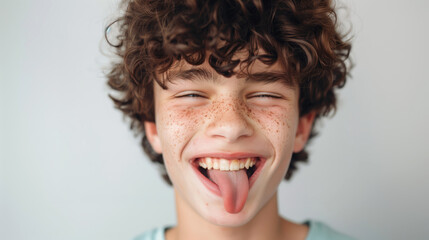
left=192, top=157, right=264, bottom=191
left=191, top=156, right=266, bottom=213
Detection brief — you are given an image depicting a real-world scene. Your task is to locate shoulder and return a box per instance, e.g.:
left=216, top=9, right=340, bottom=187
left=305, top=220, right=356, bottom=240
left=133, top=227, right=167, bottom=240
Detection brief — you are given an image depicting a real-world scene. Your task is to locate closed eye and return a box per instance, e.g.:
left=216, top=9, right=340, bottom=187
left=178, top=93, right=202, bottom=98
left=249, top=93, right=282, bottom=99
left=175, top=91, right=206, bottom=98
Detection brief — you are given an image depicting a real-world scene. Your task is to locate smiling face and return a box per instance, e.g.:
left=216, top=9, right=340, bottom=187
left=144, top=59, right=314, bottom=226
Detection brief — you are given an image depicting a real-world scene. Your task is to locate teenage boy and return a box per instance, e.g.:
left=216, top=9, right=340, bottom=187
left=106, top=0, right=354, bottom=239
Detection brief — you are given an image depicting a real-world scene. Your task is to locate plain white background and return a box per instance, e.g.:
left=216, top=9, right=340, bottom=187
left=1, top=0, right=428, bottom=239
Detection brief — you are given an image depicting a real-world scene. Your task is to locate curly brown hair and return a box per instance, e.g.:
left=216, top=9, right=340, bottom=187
left=106, top=0, right=352, bottom=185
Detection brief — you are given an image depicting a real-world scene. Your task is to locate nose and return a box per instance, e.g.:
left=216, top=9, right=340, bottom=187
left=205, top=98, right=254, bottom=142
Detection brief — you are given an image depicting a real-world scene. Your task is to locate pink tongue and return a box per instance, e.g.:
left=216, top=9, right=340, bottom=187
left=207, top=169, right=249, bottom=214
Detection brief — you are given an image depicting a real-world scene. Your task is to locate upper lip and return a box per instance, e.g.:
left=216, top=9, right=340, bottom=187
left=189, top=152, right=266, bottom=163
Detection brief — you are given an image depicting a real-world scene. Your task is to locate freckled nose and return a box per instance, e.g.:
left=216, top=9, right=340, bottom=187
left=205, top=99, right=254, bottom=142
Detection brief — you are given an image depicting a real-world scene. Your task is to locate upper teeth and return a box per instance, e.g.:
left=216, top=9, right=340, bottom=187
left=198, top=157, right=256, bottom=171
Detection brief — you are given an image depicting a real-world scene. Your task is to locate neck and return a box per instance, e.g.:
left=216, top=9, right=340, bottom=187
left=167, top=191, right=298, bottom=240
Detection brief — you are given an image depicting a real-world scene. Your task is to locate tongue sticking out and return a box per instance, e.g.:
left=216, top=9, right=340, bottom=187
left=207, top=169, right=249, bottom=214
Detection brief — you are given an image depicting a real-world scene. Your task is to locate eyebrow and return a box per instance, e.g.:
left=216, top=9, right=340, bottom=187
left=167, top=67, right=295, bottom=87
left=168, top=68, right=218, bottom=83
left=245, top=72, right=295, bottom=87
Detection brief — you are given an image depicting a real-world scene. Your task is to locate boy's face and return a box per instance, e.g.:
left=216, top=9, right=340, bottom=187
left=144, top=58, right=314, bottom=226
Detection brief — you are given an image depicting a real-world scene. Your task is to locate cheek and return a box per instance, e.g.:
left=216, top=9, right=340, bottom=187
left=249, top=107, right=296, bottom=148
left=156, top=105, right=209, bottom=159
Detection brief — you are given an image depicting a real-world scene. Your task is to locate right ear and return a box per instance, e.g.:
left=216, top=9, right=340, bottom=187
left=144, top=121, right=163, bottom=154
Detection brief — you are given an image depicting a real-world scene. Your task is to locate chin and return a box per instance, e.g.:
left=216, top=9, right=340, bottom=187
left=198, top=202, right=260, bottom=227
left=204, top=211, right=253, bottom=227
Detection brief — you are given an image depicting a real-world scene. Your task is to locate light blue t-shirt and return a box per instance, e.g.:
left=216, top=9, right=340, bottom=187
left=134, top=220, right=356, bottom=240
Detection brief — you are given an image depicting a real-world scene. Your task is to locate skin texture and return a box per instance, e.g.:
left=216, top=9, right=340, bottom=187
left=144, top=59, right=315, bottom=240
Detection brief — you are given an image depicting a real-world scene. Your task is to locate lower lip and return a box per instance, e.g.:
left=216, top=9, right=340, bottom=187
left=191, top=158, right=266, bottom=196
